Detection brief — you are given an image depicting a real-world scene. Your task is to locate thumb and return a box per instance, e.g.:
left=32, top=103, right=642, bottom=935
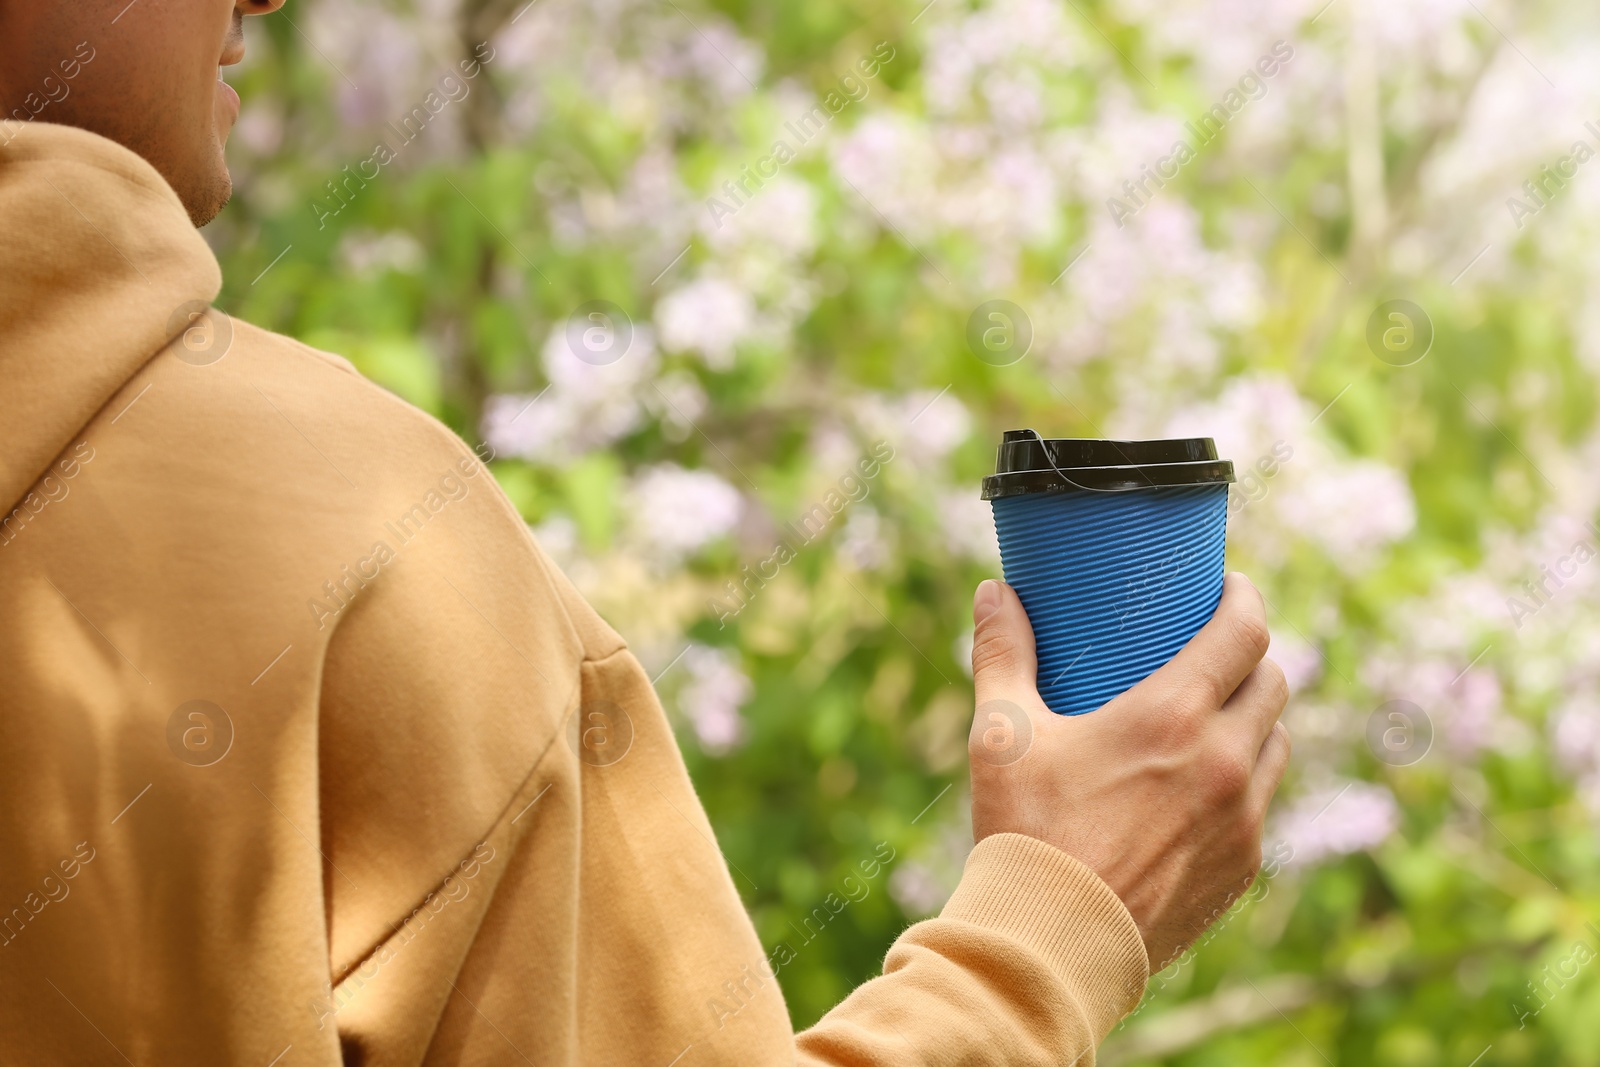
left=971, top=579, right=1039, bottom=706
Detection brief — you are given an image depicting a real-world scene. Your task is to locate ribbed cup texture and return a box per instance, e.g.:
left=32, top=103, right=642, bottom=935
left=991, top=484, right=1227, bottom=715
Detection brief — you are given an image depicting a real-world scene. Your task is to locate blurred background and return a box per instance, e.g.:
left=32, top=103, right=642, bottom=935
left=210, top=0, right=1600, bottom=1061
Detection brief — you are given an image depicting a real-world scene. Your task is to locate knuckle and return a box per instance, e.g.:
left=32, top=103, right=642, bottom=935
left=1262, top=659, right=1290, bottom=710
left=1154, top=672, right=1212, bottom=719
left=1173, top=682, right=1214, bottom=718
left=1204, top=747, right=1253, bottom=804
left=1230, top=610, right=1272, bottom=664
left=1258, top=726, right=1292, bottom=796
left=970, top=627, right=1019, bottom=679
left=1273, top=719, right=1293, bottom=758
left=1151, top=688, right=1205, bottom=744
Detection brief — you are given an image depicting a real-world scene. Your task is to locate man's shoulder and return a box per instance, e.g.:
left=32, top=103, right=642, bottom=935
left=223, top=316, right=421, bottom=432
left=234, top=318, right=363, bottom=378
left=214, top=315, right=627, bottom=660
left=129, top=311, right=472, bottom=495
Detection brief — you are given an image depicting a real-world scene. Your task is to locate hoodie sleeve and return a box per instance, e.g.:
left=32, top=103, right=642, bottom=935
left=300, top=458, right=1153, bottom=1066
left=794, top=833, right=1150, bottom=1066
left=493, top=575, right=1152, bottom=1067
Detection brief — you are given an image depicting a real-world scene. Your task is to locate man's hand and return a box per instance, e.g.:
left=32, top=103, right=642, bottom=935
left=967, top=573, right=1291, bottom=971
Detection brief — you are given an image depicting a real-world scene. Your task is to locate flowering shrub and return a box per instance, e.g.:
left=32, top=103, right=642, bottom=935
left=212, top=0, right=1600, bottom=1057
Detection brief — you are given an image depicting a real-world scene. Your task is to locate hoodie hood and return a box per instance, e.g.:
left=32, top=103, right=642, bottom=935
left=0, top=120, right=219, bottom=516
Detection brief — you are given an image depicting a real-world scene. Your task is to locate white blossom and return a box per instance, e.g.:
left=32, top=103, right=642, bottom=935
left=936, top=489, right=1001, bottom=564
left=655, top=277, right=756, bottom=369
left=1278, top=460, right=1416, bottom=573
left=838, top=507, right=890, bottom=570
left=678, top=644, right=753, bottom=754
left=480, top=321, right=660, bottom=464
left=888, top=861, right=950, bottom=917
left=1274, top=780, right=1400, bottom=867
left=625, top=463, right=743, bottom=566
left=337, top=230, right=425, bottom=275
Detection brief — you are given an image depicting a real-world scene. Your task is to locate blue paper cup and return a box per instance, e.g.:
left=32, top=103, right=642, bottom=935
left=982, top=431, right=1235, bottom=716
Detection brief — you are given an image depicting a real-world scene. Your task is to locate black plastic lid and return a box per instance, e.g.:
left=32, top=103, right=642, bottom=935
left=981, top=429, right=1236, bottom=498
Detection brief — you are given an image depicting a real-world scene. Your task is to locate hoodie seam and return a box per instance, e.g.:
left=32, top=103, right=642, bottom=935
left=256, top=326, right=600, bottom=659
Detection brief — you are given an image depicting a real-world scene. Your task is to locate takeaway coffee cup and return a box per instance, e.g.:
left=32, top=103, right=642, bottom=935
left=981, top=430, right=1236, bottom=716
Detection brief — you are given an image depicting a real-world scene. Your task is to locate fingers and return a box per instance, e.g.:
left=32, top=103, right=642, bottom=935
left=1222, top=657, right=1290, bottom=749
left=970, top=580, right=1038, bottom=707
left=1248, top=721, right=1291, bottom=812
left=1158, top=572, right=1271, bottom=710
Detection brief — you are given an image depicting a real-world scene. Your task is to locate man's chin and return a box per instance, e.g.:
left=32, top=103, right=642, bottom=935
left=187, top=165, right=233, bottom=229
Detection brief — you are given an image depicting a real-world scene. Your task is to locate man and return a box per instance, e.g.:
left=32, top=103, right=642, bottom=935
left=0, top=1, right=1290, bottom=1063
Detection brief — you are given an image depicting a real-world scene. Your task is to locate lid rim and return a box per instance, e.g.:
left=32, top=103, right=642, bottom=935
left=995, top=431, right=1223, bottom=473
left=985, top=433, right=1236, bottom=498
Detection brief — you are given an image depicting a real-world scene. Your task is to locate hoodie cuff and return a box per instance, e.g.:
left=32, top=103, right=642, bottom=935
left=940, top=833, right=1149, bottom=1039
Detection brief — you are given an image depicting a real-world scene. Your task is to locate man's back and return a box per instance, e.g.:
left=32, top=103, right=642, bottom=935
left=0, top=120, right=798, bottom=1062
left=0, top=118, right=1162, bottom=1065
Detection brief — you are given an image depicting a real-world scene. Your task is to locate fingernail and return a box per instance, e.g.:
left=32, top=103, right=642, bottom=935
left=973, top=580, right=1003, bottom=626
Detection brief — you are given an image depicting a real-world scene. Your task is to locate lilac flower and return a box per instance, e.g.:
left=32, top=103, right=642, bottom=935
left=1267, top=631, right=1323, bottom=694
left=680, top=20, right=764, bottom=101
left=1114, top=0, right=1306, bottom=84
left=654, top=277, right=755, bottom=369
left=888, top=861, right=950, bottom=918
left=480, top=322, right=660, bottom=464
left=922, top=0, right=1077, bottom=119
left=1551, top=696, right=1600, bottom=778
left=307, top=0, right=429, bottom=132
left=1273, top=780, right=1400, bottom=867
left=644, top=370, right=709, bottom=443
left=703, top=175, right=817, bottom=258
left=1279, top=460, right=1415, bottom=573
left=1161, top=374, right=1310, bottom=462
left=936, top=489, right=1001, bottom=564
left=851, top=391, right=970, bottom=466
left=678, top=644, right=753, bottom=754
left=625, top=463, right=743, bottom=565
left=231, top=104, right=283, bottom=156
left=337, top=230, right=424, bottom=275
left=887, top=826, right=973, bottom=916
left=905, top=391, right=972, bottom=459
left=1443, top=667, right=1507, bottom=757
left=838, top=508, right=890, bottom=571
left=830, top=114, right=940, bottom=240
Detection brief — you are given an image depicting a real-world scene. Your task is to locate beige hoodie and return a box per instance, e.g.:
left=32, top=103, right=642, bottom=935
left=0, top=120, right=1148, bottom=1066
